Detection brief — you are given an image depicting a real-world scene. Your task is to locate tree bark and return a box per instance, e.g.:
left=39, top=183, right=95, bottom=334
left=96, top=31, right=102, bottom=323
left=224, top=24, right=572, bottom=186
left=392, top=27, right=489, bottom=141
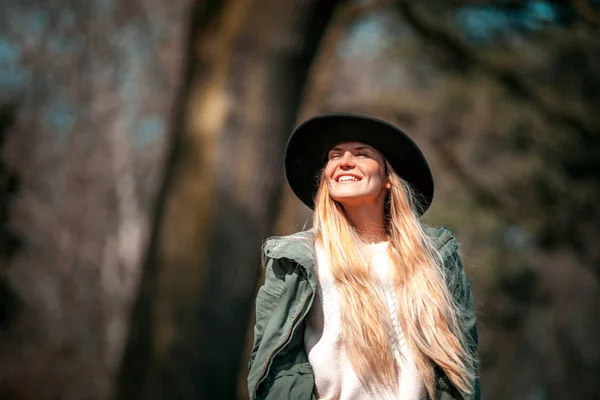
left=116, top=0, right=340, bottom=399
left=0, top=1, right=190, bottom=399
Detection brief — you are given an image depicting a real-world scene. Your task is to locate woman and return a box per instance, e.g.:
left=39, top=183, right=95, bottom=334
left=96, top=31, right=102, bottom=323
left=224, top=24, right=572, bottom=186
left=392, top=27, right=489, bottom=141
left=247, top=113, right=480, bottom=400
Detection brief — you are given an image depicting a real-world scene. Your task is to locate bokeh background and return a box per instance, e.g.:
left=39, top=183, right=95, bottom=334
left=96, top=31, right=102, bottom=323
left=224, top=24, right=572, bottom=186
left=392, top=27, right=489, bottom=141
left=1, top=0, right=599, bottom=399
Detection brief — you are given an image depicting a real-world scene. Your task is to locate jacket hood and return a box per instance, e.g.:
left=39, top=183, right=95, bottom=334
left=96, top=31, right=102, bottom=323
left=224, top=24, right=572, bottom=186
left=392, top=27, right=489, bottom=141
left=263, top=226, right=461, bottom=269
left=263, top=229, right=316, bottom=269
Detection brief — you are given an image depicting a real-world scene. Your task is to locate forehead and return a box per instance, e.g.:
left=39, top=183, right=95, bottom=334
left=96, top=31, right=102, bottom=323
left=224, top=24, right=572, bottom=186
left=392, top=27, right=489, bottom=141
left=328, top=141, right=374, bottom=151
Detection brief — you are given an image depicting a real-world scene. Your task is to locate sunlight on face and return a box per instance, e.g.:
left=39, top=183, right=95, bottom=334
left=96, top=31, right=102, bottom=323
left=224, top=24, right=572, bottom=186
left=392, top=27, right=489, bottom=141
left=323, top=141, right=389, bottom=208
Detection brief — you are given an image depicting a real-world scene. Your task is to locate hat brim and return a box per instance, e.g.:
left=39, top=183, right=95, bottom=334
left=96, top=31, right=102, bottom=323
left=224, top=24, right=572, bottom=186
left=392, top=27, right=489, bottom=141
left=284, top=113, right=434, bottom=215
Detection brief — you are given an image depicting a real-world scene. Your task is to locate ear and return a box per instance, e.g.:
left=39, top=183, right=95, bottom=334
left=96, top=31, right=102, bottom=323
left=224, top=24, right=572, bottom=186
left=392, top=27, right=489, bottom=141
left=385, top=182, right=391, bottom=189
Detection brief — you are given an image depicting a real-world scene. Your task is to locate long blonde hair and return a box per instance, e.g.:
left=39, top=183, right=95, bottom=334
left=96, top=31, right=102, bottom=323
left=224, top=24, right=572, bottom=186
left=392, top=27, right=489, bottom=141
left=312, top=160, right=476, bottom=398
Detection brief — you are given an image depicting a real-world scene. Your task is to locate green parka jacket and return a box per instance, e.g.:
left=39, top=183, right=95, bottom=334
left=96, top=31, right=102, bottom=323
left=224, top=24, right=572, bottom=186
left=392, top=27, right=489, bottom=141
left=247, top=227, right=480, bottom=400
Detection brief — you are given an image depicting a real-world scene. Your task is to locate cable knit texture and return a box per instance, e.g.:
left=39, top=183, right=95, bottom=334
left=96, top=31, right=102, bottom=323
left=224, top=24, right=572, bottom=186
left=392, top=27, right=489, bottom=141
left=304, top=241, right=427, bottom=400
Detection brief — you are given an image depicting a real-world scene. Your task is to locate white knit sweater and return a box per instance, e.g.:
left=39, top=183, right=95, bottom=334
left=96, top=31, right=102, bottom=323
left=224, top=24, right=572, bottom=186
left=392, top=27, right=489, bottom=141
left=304, top=242, right=427, bottom=400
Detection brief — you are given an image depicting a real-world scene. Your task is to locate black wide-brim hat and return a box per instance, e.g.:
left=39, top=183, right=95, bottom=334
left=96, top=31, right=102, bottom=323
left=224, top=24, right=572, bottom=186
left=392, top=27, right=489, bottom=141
left=284, top=113, right=434, bottom=215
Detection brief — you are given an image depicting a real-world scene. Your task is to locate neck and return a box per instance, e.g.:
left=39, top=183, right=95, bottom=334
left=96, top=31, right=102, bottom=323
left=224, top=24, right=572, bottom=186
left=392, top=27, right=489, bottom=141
left=342, top=203, right=387, bottom=243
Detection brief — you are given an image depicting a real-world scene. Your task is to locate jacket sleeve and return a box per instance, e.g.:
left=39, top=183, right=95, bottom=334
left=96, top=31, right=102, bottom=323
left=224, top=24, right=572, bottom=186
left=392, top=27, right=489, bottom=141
left=248, top=257, right=284, bottom=371
left=446, top=251, right=481, bottom=400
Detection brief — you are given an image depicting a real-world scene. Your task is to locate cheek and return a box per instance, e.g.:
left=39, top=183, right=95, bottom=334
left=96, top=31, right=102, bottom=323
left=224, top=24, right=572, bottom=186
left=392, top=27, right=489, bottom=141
left=365, top=164, right=386, bottom=182
left=323, top=163, right=336, bottom=180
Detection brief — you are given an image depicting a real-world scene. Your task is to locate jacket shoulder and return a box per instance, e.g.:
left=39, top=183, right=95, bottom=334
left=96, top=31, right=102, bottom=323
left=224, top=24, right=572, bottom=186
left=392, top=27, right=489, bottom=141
left=424, top=225, right=461, bottom=260
left=262, top=229, right=316, bottom=268
left=426, top=226, right=470, bottom=298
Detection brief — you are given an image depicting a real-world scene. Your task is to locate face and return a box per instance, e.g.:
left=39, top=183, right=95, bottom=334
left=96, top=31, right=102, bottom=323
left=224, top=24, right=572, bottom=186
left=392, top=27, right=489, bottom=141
left=323, top=141, right=390, bottom=208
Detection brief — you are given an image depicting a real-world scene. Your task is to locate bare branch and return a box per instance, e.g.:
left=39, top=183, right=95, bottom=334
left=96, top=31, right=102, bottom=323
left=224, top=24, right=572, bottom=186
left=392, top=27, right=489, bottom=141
left=426, top=132, right=600, bottom=280
left=397, top=3, right=595, bottom=141
left=571, top=0, right=600, bottom=27
left=336, top=0, right=401, bottom=25
left=428, top=136, right=514, bottom=218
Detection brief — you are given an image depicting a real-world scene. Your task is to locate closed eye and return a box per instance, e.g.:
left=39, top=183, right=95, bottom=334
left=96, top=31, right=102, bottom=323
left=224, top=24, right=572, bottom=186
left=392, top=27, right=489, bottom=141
left=328, top=148, right=374, bottom=159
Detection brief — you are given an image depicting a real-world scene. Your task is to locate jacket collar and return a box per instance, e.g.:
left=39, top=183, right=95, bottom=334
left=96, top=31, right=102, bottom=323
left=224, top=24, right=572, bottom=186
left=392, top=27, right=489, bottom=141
left=263, top=226, right=460, bottom=271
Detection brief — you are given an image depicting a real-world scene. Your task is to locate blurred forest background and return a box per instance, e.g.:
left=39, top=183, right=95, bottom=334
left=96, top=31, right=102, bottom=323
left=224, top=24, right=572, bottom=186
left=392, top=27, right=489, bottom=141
left=0, top=0, right=599, bottom=399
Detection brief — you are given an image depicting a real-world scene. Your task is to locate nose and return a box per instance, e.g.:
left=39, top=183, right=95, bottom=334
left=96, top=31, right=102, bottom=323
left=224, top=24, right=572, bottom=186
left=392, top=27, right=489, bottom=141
left=339, top=151, right=355, bottom=170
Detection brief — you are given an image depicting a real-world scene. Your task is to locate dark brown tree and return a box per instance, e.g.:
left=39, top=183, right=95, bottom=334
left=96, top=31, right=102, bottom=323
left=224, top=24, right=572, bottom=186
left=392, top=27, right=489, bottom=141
left=0, top=1, right=191, bottom=399
left=116, top=1, right=340, bottom=399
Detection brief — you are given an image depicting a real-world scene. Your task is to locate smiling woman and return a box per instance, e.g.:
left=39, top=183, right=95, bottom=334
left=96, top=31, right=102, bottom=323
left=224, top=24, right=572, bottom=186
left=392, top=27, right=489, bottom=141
left=247, top=113, right=480, bottom=400
left=324, top=142, right=389, bottom=229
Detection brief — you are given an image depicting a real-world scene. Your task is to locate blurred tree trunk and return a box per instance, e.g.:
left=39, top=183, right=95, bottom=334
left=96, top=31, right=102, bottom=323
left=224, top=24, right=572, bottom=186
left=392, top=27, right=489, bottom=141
left=0, top=1, right=190, bottom=400
left=116, top=0, right=340, bottom=399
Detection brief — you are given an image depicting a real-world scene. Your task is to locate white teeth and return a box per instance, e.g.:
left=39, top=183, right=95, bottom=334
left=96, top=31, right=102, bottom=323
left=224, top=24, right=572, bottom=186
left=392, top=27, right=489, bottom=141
left=338, top=175, right=359, bottom=182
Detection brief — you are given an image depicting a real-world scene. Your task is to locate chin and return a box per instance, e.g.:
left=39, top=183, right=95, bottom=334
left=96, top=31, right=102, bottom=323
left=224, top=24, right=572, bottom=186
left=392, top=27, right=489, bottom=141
left=330, top=191, right=360, bottom=201
left=330, top=194, right=368, bottom=205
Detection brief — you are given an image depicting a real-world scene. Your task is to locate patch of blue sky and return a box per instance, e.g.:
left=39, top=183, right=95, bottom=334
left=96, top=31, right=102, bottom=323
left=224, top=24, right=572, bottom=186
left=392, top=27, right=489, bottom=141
left=528, top=1, right=556, bottom=21
left=43, top=102, right=77, bottom=136
left=518, top=1, right=557, bottom=30
left=134, top=115, right=164, bottom=145
left=0, top=39, right=21, bottom=63
left=338, top=13, right=387, bottom=59
left=26, top=9, right=49, bottom=34
left=456, top=1, right=560, bottom=43
left=0, top=67, right=31, bottom=92
left=0, top=39, right=31, bottom=92
left=456, top=7, right=508, bottom=43
left=49, top=35, right=84, bottom=55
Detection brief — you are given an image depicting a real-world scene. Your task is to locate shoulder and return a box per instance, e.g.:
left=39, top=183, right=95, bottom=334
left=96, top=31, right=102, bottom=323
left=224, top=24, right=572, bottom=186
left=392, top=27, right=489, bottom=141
left=425, top=226, right=473, bottom=299
left=423, top=225, right=462, bottom=260
left=262, top=229, right=316, bottom=269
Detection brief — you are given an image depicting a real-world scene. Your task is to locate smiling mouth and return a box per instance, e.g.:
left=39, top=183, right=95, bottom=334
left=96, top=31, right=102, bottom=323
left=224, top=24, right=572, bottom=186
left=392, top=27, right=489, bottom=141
left=336, top=175, right=361, bottom=182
